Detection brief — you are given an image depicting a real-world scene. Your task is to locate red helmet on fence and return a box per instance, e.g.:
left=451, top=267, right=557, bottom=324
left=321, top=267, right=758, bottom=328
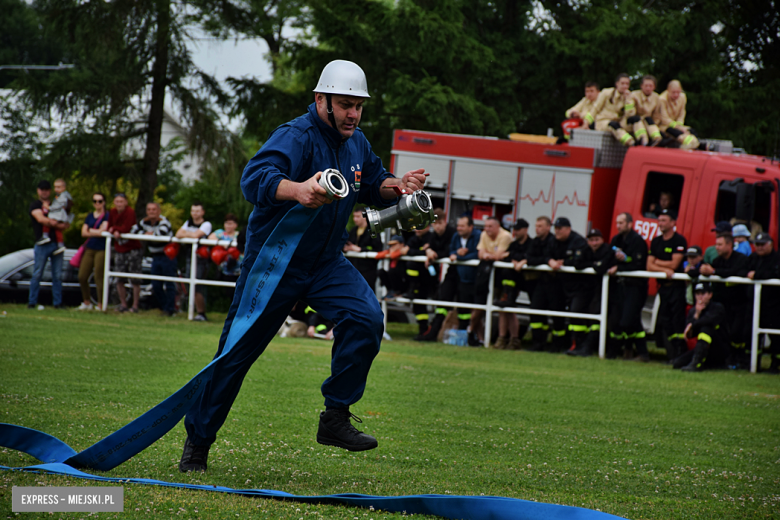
left=211, top=246, right=228, bottom=265
left=163, top=242, right=180, bottom=260
left=226, top=247, right=240, bottom=260
left=196, top=245, right=210, bottom=259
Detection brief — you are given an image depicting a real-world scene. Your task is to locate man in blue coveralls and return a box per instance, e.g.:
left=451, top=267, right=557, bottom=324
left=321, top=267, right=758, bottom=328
left=179, top=60, right=427, bottom=472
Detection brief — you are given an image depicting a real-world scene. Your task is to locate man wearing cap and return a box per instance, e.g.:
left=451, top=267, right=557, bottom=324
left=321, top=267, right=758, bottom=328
left=699, top=233, right=750, bottom=367
left=403, top=224, right=438, bottom=339
left=684, top=245, right=704, bottom=305
left=543, top=217, right=588, bottom=352
left=493, top=218, right=531, bottom=350
left=566, top=229, right=615, bottom=356
left=605, top=212, right=650, bottom=360
left=180, top=60, right=428, bottom=472
left=526, top=216, right=557, bottom=351
left=747, top=233, right=780, bottom=373
left=674, top=282, right=728, bottom=371
left=28, top=180, right=70, bottom=310
left=647, top=209, right=688, bottom=363
left=417, top=209, right=456, bottom=342
left=731, top=224, right=753, bottom=256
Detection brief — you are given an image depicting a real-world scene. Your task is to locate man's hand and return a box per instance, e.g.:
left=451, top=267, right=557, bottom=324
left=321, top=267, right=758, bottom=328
left=607, top=265, right=618, bottom=276
left=400, top=169, right=427, bottom=193
left=343, top=242, right=360, bottom=252
left=684, top=323, right=693, bottom=339
left=456, top=247, right=469, bottom=257
left=570, top=110, right=581, bottom=118
left=549, top=259, right=563, bottom=270
left=449, top=254, right=457, bottom=263
left=699, top=264, right=715, bottom=276
left=513, top=259, right=527, bottom=272
left=694, top=300, right=706, bottom=318
left=614, top=250, right=626, bottom=262
left=296, top=172, right=332, bottom=209
left=665, top=268, right=675, bottom=279
left=113, top=231, right=121, bottom=239
left=747, top=270, right=755, bottom=280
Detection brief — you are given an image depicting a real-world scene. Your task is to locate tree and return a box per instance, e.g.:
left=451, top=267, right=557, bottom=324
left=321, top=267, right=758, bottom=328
left=11, top=0, right=237, bottom=217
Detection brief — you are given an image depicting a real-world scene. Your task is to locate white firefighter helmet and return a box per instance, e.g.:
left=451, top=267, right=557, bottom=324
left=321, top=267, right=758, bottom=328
left=313, top=60, right=370, bottom=98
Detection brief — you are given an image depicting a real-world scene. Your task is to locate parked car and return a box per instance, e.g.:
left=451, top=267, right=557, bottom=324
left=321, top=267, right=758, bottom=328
left=0, top=248, right=157, bottom=307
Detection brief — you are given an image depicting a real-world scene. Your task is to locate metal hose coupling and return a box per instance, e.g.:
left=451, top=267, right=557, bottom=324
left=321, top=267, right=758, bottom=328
left=363, top=189, right=436, bottom=238
left=318, top=168, right=349, bottom=200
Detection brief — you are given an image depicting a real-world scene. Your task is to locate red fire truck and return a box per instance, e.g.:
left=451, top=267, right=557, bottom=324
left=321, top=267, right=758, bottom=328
left=389, top=129, right=780, bottom=251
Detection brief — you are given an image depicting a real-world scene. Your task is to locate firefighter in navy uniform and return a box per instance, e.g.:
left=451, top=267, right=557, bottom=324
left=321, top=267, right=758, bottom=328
left=698, top=233, right=750, bottom=368
left=343, top=207, right=383, bottom=292
left=673, top=282, right=728, bottom=371
left=647, top=209, right=688, bottom=363
left=606, top=212, right=649, bottom=360
left=526, top=216, right=557, bottom=351
left=567, top=229, right=616, bottom=356
left=404, top=225, right=437, bottom=339
left=493, top=219, right=532, bottom=350
left=546, top=217, right=589, bottom=352
left=417, top=210, right=456, bottom=342
left=747, top=233, right=780, bottom=373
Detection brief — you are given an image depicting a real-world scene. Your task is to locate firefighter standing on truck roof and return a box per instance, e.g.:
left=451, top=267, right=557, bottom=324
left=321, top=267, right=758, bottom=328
left=747, top=233, right=780, bottom=374
left=545, top=217, right=589, bottom=353
left=647, top=209, right=688, bottom=363
left=583, top=73, right=636, bottom=147
left=606, top=212, right=649, bottom=361
left=629, top=75, right=663, bottom=147
left=699, top=233, right=751, bottom=369
left=527, top=216, right=557, bottom=351
left=659, top=80, right=701, bottom=150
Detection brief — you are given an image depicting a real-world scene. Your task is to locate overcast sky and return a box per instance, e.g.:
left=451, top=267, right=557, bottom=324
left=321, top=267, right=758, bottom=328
left=188, top=36, right=273, bottom=85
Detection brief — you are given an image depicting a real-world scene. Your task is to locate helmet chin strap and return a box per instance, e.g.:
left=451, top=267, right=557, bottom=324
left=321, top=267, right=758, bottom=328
left=325, top=93, right=339, bottom=134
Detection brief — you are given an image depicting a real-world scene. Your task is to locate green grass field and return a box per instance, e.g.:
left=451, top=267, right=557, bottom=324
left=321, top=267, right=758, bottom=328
left=1, top=303, right=779, bottom=519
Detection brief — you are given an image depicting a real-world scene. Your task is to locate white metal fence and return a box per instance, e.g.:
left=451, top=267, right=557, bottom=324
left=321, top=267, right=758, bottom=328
left=101, top=232, right=780, bottom=373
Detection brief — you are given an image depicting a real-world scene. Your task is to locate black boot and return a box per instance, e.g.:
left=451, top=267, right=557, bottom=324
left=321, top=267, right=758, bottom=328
left=413, top=319, right=430, bottom=341
left=179, top=437, right=211, bottom=472
left=417, top=313, right=444, bottom=342
left=317, top=408, right=378, bottom=452
left=681, top=345, right=707, bottom=372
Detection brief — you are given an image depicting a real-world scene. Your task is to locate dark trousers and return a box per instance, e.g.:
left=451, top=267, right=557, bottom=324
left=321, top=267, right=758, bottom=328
left=185, top=254, right=383, bottom=446
left=457, top=281, right=476, bottom=329
left=657, top=282, right=687, bottom=361
left=569, top=287, right=600, bottom=351
left=530, top=278, right=567, bottom=350
left=673, top=323, right=727, bottom=370
left=608, top=281, right=648, bottom=356
left=722, top=300, right=751, bottom=363
left=151, top=255, right=177, bottom=312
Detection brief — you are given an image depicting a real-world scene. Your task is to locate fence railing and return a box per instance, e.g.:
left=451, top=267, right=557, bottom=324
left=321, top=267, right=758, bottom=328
left=101, top=233, right=780, bottom=373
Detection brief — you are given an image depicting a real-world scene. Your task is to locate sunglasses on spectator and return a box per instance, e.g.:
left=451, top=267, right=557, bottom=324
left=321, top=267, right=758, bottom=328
left=93, top=199, right=104, bottom=203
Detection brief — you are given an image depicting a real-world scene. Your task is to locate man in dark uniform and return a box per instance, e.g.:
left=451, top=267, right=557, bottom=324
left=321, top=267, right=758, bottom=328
left=747, top=233, right=780, bottom=374
left=417, top=210, right=456, bottom=342
left=673, top=282, right=728, bottom=371
left=699, top=233, right=750, bottom=368
left=606, top=212, right=649, bottom=360
left=567, top=229, right=615, bottom=356
left=404, top=225, right=438, bottom=339
left=493, top=219, right=531, bottom=350
left=526, top=216, right=557, bottom=351
left=546, top=217, right=588, bottom=352
left=647, top=209, right=687, bottom=362
left=343, top=207, right=383, bottom=292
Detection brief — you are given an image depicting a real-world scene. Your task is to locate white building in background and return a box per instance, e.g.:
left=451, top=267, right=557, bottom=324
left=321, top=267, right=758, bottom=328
left=0, top=89, right=204, bottom=183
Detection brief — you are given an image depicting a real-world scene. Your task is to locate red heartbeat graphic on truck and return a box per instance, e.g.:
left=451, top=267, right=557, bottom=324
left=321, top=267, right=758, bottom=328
left=519, top=173, right=588, bottom=219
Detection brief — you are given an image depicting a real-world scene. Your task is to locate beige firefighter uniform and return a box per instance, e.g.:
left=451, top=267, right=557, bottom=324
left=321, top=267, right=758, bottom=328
left=630, top=90, right=663, bottom=145
left=584, top=88, right=636, bottom=147
left=659, top=90, right=700, bottom=150
left=565, top=96, right=597, bottom=119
